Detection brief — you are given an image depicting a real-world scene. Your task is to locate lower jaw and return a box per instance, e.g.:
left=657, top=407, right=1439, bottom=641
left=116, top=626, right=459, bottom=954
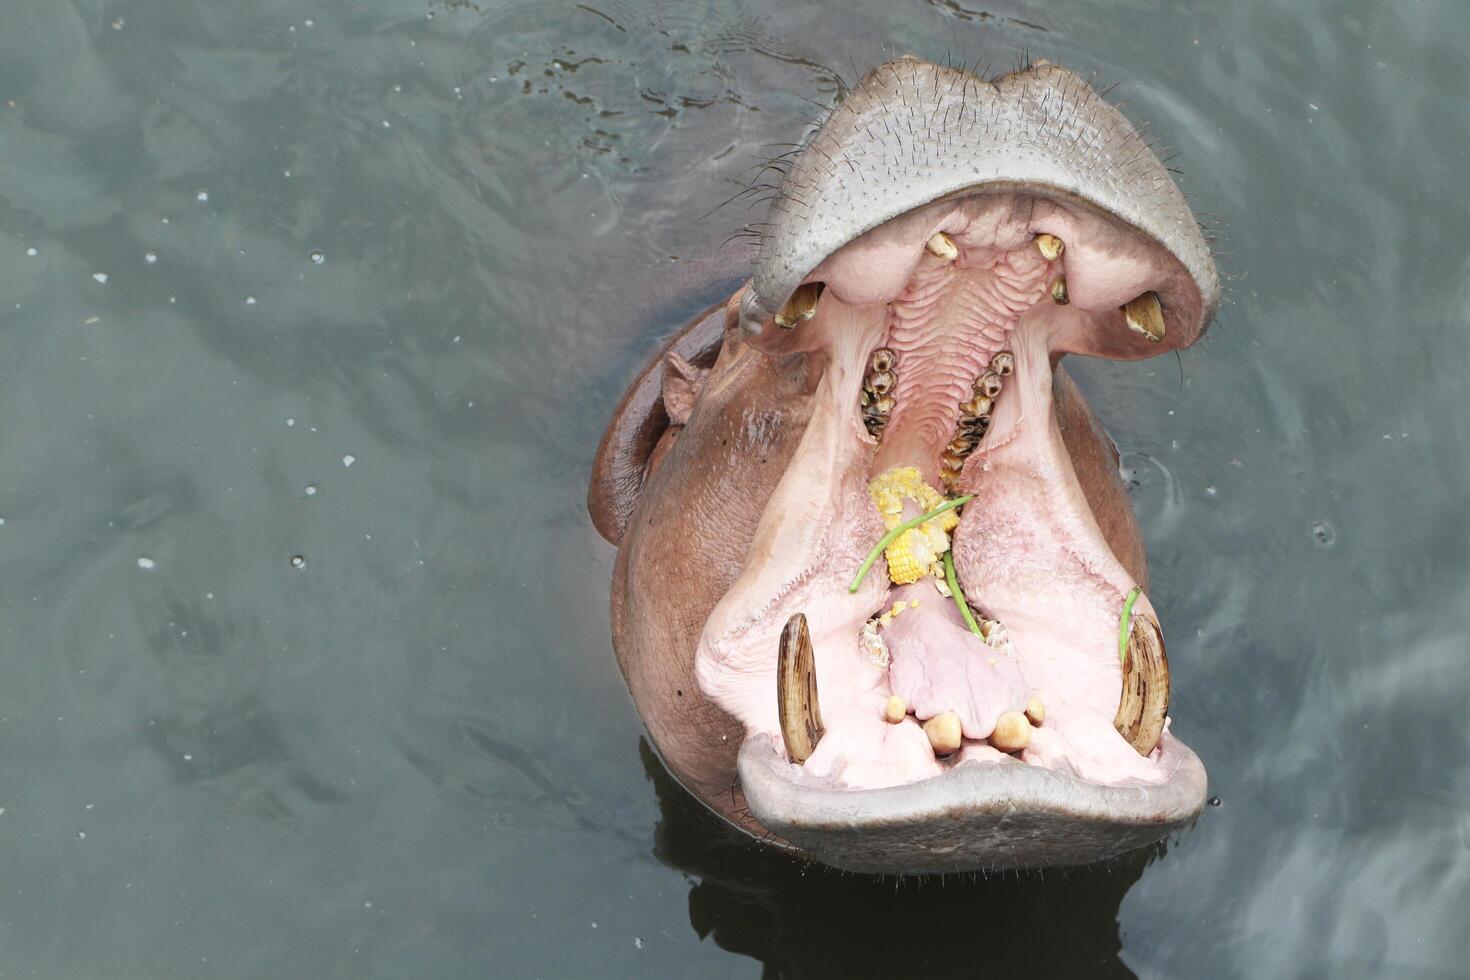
left=696, top=304, right=1172, bottom=800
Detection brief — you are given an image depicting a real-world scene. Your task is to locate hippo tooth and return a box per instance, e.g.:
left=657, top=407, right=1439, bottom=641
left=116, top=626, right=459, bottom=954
left=1035, top=233, right=1064, bottom=261
left=1122, top=291, right=1166, bottom=343
left=990, top=711, right=1033, bottom=753
left=925, top=231, right=959, bottom=261
left=882, top=695, right=907, bottom=724
left=1050, top=275, right=1069, bottom=305
left=869, top=347, right=897, bottom=373
left=990, top=351, right=1015, bottom=376
left=1024, top=697, right=1047, bottom=726
left=774, top=281, right=824, bottom=329
left=922, top=712, right=962, bottom=756
left=777, top=612, right=824, bottom=764
left=975, top=371, right=1002, bottom=399
left=1114, top=608, right=1170, bottom=756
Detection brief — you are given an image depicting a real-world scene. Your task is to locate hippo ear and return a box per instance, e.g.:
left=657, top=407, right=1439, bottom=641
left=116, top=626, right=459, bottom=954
left=587, top=296, right=734, bottom=545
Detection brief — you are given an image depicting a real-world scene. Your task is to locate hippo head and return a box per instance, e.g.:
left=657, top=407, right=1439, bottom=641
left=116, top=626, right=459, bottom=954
left=589, top=57, right=1220, bottom=874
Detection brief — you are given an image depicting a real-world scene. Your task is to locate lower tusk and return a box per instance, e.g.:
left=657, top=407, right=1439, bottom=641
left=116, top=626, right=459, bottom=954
left=777, top=612, right=824, bottom=763
left=775, top=282, right=824, bottom=330
left=1114, top=610, right=1169, bottom=755
left=1122, top=291, right=1166, bottom=343
left=926, top=231, right=958, bottom=261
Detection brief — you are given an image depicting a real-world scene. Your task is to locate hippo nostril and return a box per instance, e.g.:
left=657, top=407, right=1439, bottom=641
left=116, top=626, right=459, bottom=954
left=1035, top=233, right=1065, bottom=261
left=1050, top=276, right=1069, bottom=305
left=777, top=612, right=824, bottom=764
left=1122, top=291, right=1166, bottom=343
left=775, top=281, right=824, bottom=330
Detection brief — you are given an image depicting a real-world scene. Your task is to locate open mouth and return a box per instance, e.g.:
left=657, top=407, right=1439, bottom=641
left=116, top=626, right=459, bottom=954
left=692, top=61, right=1218, bottom=872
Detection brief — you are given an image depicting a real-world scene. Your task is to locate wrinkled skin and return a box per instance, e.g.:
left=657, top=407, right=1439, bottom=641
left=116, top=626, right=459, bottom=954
left=590, top=58, right=1220, bottom=873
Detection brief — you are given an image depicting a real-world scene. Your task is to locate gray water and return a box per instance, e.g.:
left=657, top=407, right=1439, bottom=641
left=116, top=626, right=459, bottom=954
left=2, top=0, right=1467, bottom=976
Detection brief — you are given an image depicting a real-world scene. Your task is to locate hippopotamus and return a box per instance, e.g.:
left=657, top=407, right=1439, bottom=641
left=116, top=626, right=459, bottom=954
left=588, top=56, right=1220, bottom=874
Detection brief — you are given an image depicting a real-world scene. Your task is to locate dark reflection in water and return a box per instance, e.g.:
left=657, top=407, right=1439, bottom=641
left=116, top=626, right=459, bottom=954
left=642, top=740, right=1151, bottom=979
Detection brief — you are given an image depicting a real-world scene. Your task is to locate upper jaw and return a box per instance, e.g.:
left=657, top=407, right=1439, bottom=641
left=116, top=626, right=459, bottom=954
left=741, top=57, right=1219, bottom=348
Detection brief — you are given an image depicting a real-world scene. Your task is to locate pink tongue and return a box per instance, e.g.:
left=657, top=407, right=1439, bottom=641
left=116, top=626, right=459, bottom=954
left=948, top=324, right=1164, bottom=783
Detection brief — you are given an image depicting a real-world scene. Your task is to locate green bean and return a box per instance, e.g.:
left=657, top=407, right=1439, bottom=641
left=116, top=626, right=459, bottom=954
left=847, top=495, right=973, bottom=594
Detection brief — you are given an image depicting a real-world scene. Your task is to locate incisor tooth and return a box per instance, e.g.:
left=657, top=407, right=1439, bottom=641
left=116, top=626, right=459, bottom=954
left=1035, top=233, right=1064, bottom=261
left=923, top=712, right=962, bottom=756
left=989, top=711, right=1032, bottom=753
left=926, top=231, right=958, bottom=261
left=774, top=281, right=824, bottom=330
left=1050, top=276, right=1069, bottom=305
left=1024, top=697, right=1047, bottom=726
left=882, top=695, right=907, bottom=725
left=1122, top=291, right=1166, bottom=343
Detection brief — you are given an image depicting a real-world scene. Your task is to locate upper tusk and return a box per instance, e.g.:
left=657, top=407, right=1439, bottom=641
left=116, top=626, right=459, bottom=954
left=1113, top=608, right=1169, bottom=756
left=1122, top=291, right=1166, bottom=343
left=926, top=231, right=959, bottom=261
left=777, top=612, right=825, bottom=763
left=1034, top=233, right=1064, bottom=261
left=775, top=282, right=824, bottom=330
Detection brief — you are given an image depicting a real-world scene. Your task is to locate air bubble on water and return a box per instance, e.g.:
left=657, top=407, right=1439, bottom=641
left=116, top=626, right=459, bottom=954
left=111, top=18, right=124, bottom=29
left=309, top=249, right=325, bottom=264
left=78, top=831, right=87, bottom=839
left=25, top=247, right=37, bottom=257
left=196, top=190, right=209, bottom=202
left=137, top=557, right=156, bottom=570
left=382, top=120, right=391, bottom=128
left=304, top=18, right=315, bottom=27
left=289, top=555, right=306, bottom=570
left=245, top=296, right=257, bottom=306
left=1311, top=521, right=1336, bottom=546
left=304, top=484, right=318, bottom=497
left=0, top=517, right=6, bottom=526
left=634, top=938, right=644, bottom=950
left=144, top=251, right=158, bottom=265
left=205, top=591, right=215, bottom=599
left=92, top=272, right=109, bottom=284
left=393, top=84, right=403, bottom=93
left=1204, top=485, right=1217, bottom=497
left=342, top=454, right=356, bottom=467
left=286, top=417, right=296, bottom=427
left=183, top=753, right=193, bottom=761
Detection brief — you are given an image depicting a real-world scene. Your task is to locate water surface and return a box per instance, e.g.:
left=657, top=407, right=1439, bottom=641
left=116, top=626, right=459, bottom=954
left=2, top=0, right=1467, bottom=976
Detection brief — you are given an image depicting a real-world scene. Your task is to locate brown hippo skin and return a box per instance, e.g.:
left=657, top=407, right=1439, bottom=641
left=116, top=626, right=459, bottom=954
left=589, top=58, right=1220, bottom=874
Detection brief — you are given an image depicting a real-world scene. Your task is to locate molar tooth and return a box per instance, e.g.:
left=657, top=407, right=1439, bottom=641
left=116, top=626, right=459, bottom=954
left=926, top=231, right=959, bottom=261
left=975, top=372, right=1002, bottom=398
left=777, top=613, right=824, bottom=764
left=962, top=394, right=993, bottom=417
left=923, top=712, right=962, bottom=756
left=989, top=711, right=1033, bottom=754
left=947, top=436, right=974, bottom=455
left=990, top=351, right=1015, bottom=376
left=1122, top=291, right=1166, bottom=343
left=872, top=394, right=896, bottom=415
left=882, top=695, right=907, bottom=725
left=774, top=281, right=824, bottom=330
left=1050, top=276, right=1069, bottom=305
left=867, top=370, right=896, bottom=395
left=869, top=348, right=896, bottom=373
left=940, top=450, right=965, bottom=471
left=1035, top=233, right=1064, bottom=261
